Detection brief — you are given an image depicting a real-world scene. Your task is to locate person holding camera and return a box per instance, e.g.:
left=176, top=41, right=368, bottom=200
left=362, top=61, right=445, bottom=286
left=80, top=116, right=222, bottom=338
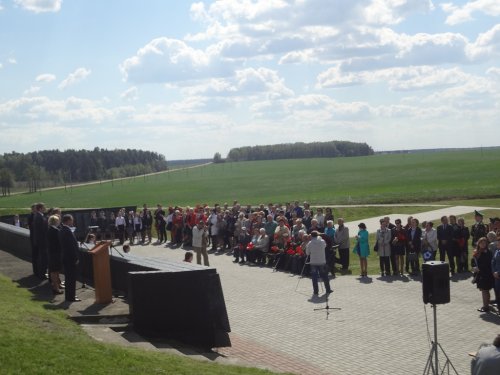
left=306, top=231, right=332, bottom=295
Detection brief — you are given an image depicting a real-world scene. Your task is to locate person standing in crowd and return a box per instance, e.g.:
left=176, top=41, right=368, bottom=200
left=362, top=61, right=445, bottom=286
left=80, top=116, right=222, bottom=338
left=492, top=239, right=500, bottom=311
left=306, top=231, right=332, bottom=295
left=391, top=219, right=407, bottom=275
left=334, top=218, right=350, bottom=272
left=59, top=214, right=80, bottom=302
left=383, top=217, right=397, bottom=274
left=155, top=205, right=167, bottom=244
left=115, top=210, right=126, bottom=245
left=471, top=210, right=489, bottom=248
left=14, top=214, right=21, bottom=227
left=471, top=334, right=500, bottom=375
left=422, top=221, right=438, bottom=262
left=33, top=202, right=48, bottom=280
left=376, top=219, right=392, bottom=277
left=208, top=208, right=219, bottom=252
left=314, top=208, right=325, bottom=232
left=354, top=223, right=369, bottom=277
left=437, top=215, right=454, bottom=272
left=142, top=209, right=153, bottom=243
left=192, top=221, right=209, bottom=266
left=456, top=217, right=470, bottom=272
left=472, top=237, right=494, bottom=313
left=47, top=215, right=63, bottom=295
left=407, top=218, right=422, bottom=276
left=133, top=211, right=143, bottom=244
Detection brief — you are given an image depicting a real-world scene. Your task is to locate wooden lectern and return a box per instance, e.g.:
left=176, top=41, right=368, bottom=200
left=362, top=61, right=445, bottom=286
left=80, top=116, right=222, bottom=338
left=88, top=241, right=113, bottom=304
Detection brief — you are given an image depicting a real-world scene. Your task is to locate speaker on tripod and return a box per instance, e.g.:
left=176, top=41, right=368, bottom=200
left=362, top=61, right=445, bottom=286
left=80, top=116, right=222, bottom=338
left=421, top=261, right=457, bottom=375
left=422, top=261, right=450, bottom=305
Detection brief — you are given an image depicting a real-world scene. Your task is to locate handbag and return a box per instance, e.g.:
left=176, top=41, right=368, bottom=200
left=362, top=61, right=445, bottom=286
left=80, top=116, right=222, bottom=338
left=471, top=257, right=479, bottom=284
left=408, top=252, right=418, bottom=261
left=353, top=241, right=360, bottom=255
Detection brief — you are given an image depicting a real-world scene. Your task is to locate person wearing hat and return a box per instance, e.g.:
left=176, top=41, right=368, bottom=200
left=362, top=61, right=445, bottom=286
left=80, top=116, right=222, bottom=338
left=354, top=223, right=370, bottom=277
left=471, top=210, right=489, bottom=248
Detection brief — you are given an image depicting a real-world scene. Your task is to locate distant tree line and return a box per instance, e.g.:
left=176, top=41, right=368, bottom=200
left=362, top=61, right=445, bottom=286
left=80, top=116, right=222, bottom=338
left=226, top=141, right=374, bottom=162
left=0, top=148, right=168, bottom=195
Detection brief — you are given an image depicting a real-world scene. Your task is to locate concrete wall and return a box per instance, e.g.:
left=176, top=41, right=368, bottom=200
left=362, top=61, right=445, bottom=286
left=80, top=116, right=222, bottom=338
left=0, top=222, right=32, bottom=261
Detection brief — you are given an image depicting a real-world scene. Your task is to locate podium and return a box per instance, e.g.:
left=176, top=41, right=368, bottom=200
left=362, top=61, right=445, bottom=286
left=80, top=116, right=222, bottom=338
left=88, top=241, right=113, bottom=304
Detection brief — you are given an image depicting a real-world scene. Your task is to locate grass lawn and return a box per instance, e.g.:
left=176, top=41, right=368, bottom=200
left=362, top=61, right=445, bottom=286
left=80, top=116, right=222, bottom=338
left=0, top=149, right=499, bottom=210
left=0, top=274, right=275, bottom=375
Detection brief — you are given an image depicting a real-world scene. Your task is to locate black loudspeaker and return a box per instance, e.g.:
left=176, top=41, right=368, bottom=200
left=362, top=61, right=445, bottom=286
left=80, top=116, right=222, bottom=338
left=422, top=261, right=450, bottom=305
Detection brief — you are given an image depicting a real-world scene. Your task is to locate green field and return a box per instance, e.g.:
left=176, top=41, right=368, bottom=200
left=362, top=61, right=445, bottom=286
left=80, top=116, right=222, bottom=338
left=0, top=149, right=499, bottom=209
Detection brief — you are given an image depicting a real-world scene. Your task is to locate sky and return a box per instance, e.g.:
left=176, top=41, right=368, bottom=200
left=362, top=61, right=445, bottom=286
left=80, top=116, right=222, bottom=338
left=0, top=0, right=499, bottom=160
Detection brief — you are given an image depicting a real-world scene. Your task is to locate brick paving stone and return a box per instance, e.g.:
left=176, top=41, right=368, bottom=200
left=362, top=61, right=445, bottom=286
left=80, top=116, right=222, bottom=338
left=130, top=242, right=500, bottom=375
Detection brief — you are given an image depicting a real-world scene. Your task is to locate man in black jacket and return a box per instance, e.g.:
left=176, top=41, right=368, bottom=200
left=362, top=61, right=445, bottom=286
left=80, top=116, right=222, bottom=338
left=59, top=214, right=80, bottom=302
left=437, top=215, right=455, bottom=274
left=32, top=202, right=48, bottom=280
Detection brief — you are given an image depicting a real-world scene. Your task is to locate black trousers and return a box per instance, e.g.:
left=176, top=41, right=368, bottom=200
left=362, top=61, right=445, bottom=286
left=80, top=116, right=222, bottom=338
left=379, top=256, right=390, bottom=275
left=390, top=253, right=397, bottom=275
left=64, top=262, right=77, bottom=302
left=339, top=248, right=350, bottom=270
left=158, top=224, right=167, bottom=243
left=31, top=244, right=39, bottom=277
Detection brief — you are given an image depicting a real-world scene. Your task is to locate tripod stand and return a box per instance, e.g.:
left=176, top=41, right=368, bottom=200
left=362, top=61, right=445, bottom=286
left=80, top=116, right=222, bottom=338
left=314, top=290, right=341, bottom=319
left=423, top=304, right=458, bottom=375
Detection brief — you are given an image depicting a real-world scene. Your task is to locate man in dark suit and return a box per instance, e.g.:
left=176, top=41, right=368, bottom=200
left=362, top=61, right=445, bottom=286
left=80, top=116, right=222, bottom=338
left=59, top=214, right=80, bottom=302
left=32, top=202, right=48, bottom=280
left=437, top=215, right=455, bottom=274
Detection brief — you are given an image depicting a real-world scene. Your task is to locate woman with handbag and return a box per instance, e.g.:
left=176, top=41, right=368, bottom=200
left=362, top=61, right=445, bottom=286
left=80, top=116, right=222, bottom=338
left=354, top=223, right=369, bottom=277
left=471, top=237, right=494, bottom=313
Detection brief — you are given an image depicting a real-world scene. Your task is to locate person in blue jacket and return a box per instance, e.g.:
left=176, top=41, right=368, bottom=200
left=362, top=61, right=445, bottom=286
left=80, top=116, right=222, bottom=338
left=354, top=222, right=370, bottom=277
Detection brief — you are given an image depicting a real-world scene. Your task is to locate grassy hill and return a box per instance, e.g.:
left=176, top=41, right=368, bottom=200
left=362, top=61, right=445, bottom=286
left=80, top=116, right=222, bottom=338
left=0, top=149, right=499, bottom=209
left=0, top=274, right=274, bottom=374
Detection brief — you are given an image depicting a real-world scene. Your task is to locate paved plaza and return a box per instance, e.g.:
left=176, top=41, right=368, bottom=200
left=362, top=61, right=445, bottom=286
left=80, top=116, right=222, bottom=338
left=130, top=241, right=499, bottom=375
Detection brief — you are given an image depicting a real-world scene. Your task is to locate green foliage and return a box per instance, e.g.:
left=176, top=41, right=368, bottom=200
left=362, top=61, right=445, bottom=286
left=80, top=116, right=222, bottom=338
left=0, top=168, right=14, bottom=196
left=213, top=152, right=224, bottom=163
left=0, top=148, right=168, bottom=189
left=0, top=149, right=499, bottom=209
left=227, top=140, right=373, bottom=161
left=0, top=275, right=275, bottom=374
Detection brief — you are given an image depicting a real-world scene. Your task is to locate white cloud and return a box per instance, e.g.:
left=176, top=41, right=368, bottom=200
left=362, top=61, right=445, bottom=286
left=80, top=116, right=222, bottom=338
left=0, top=95, right=118, bottom=124
left=120, top=37, right=235, bottom=84
left=442, top=0, right=500, bottom=25
left=14, top=0, right=62, bottom=13
left=466, top=24, right=500, bottom=61
left=35, top=73, right=56, bottom=83
left=365, top=0, right=435, bottom=25
left=23, top=86, right=41, bottom=95
left=120, top=86, right=138, bottom=101
left=58, top=68, right=91, bottom=90
left=8, top=58, right=17, bottom=64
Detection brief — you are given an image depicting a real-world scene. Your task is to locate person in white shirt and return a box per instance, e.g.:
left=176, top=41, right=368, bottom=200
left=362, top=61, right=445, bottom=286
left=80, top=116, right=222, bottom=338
left=306, top=231, right=333, bottom=295
left=192, top=221, right=209, bottom=266
left=422, top=221, right=438, bottom=262
left=115, top=212, right=126, bottom=244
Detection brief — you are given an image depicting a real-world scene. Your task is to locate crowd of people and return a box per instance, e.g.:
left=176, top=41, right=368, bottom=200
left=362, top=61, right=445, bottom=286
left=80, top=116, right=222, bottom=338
left=25, top=199, right=500, bottom=312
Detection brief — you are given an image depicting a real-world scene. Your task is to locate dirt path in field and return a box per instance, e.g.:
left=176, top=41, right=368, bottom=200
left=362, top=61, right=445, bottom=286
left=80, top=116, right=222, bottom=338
left=11, top=162, right=213, bottom=196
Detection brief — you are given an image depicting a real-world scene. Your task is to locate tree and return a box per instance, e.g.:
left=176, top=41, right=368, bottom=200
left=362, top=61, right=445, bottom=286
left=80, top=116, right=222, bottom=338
left=0, top=168, right=14, bottom=196
left=213, top=152, right=224, bottom=163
